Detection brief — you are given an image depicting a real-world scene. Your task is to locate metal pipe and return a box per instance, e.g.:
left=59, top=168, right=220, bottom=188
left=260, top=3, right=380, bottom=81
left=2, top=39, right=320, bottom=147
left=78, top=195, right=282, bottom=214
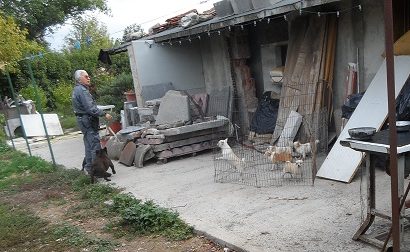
left=26, top=61, right=56, bottom=166
left=5, top=71, right=32, bottom=156
left=3, top=111, right=16, bottom=150
left=383, top=0, right=400, bottom=251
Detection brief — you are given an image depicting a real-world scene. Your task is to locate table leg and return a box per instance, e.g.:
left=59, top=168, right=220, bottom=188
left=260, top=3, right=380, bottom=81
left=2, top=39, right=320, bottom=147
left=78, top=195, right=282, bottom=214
left=353, top=153, right=376, bottom=240
left=398, top=155, right=405, bottom=250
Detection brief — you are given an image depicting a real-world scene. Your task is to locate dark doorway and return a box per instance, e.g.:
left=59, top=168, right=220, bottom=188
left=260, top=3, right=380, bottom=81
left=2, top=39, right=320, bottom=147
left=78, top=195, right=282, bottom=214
left=393, top=0, right=410, bottom=41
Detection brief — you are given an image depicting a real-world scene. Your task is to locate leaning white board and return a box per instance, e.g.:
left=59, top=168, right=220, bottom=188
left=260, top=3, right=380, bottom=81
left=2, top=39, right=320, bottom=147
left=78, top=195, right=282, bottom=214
left=317, top=56, right=410, bottom=183
left=21, top=114, right=63, bottom=137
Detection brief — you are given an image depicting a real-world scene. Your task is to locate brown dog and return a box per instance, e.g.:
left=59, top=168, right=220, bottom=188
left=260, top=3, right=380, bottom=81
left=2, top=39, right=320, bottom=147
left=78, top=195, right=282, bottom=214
left=90, top=147, right=116, bottom=183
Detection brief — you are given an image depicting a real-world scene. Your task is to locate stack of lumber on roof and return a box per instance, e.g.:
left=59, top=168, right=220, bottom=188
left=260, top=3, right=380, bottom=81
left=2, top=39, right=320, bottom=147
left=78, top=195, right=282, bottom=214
left=271, top=15, right=338, bottom=145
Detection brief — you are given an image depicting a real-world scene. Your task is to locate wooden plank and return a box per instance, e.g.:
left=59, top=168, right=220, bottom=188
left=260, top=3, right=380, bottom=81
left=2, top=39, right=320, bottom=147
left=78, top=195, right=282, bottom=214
left=317, top=56, right=410, bottom=183
left=272, top=16, right=308, bottom=143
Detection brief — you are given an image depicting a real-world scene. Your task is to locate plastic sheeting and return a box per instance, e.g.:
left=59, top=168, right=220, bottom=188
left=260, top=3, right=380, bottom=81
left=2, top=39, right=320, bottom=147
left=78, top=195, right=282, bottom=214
left=250, top=92, right=279, bottom=134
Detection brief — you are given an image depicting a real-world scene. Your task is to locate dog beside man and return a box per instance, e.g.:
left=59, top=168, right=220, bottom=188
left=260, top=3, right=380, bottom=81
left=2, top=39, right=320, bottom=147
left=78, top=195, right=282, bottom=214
left=71, top=70, right=115, bottom=183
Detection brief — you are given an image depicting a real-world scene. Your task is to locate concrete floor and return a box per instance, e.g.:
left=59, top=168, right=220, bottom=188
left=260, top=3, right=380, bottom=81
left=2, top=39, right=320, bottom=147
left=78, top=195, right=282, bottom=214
left=12, top=133, right=398, bottom=252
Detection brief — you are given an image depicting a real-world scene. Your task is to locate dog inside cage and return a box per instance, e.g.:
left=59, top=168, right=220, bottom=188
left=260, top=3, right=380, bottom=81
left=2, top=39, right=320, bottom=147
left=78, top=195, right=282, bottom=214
left=212, top=88, right=328, bottom=187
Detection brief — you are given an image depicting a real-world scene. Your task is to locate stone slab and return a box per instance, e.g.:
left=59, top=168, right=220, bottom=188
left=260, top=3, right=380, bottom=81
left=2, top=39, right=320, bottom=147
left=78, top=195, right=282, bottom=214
left=152, top=132, right=227, bottom=152
left=155, top=90, right=191, bottom=125
left=276, top=110, right=303, bottom=147
left=105, top=137, right=126, bottom=160
left=118, top=125, right=145, bottom=135
left=137, top=138, right=165, bottom=145
left=134, top=144, right=152, bottom=168
left=141, top=82, right=174, bottom=101
left=119, top=141, right=137, bottom=166
left=159, top=117, right=229, bottom=136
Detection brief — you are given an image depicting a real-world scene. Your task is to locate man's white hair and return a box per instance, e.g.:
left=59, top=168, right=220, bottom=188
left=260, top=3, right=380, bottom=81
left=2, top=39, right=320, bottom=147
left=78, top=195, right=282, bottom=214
left=74, top=70, right=87, bottom=82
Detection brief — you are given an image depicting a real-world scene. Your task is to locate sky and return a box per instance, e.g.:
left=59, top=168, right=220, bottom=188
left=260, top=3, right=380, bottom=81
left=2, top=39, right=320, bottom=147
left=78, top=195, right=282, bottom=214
left=45, top=0, right=219, bottom=50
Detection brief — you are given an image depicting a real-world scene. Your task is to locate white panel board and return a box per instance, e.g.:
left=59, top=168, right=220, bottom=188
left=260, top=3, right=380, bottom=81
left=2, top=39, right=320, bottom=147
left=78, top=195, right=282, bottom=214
left=317, top=56, right=410, bottom=183
left=21, top=114, right=63, bottom=137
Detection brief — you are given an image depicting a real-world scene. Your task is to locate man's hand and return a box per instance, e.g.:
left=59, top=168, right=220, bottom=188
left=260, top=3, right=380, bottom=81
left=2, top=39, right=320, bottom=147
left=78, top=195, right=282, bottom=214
left=105, top=113, right=113, bottom=121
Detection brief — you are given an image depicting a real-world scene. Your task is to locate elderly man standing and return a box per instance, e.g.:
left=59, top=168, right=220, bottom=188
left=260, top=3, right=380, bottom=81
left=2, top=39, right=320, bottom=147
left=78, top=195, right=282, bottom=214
left=72, top=70, right=112, bottom=174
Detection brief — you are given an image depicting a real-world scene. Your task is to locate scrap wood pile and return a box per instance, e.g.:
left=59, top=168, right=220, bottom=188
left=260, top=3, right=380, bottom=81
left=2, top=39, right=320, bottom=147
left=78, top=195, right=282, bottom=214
left=149, top=8, right=216, bottom=34
left=271, top=15, right=337, bottom=147
left=105, top=90, right=231, bottom=168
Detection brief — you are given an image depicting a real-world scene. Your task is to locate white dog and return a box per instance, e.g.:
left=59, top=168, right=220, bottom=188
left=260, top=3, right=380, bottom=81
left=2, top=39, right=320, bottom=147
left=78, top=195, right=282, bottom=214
left=282, top=160, right=303, bottom=177
left=293, top=140, right=319, bottom=159
left=216, top=139, right=245, bottom=176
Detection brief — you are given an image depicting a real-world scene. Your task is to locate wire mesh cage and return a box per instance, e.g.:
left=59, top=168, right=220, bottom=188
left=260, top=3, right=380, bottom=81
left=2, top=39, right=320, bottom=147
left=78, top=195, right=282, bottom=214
left=213, top=86, right=329, bottom=187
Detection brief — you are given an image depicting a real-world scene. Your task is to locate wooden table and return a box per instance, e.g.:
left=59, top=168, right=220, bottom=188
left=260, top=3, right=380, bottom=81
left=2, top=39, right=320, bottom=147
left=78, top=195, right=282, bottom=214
left=340, top=130, right=410, bottom=249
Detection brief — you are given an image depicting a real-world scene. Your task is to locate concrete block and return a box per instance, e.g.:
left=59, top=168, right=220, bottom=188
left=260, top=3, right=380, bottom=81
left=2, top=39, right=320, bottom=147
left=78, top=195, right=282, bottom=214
left=137, top=107, right=154, bottom=116
left=4, top=118, right=21, bottom=137
left=129, top=107, right=139, bottom=125
left=155, top=90, right=191, bottom=125
left=124, top=102, right=137, bottom=128
left=140, top=115, right=156, bottom=123
left=231, top=0, right=253, bottom=14
left=145, top=99, right=162, bottom=106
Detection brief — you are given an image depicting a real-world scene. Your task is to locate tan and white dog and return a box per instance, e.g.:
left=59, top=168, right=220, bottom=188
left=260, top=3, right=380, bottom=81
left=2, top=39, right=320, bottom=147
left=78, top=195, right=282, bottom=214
left=293, top=140, right=319, bottom=159
left=282, top=160, right=303, bottom=178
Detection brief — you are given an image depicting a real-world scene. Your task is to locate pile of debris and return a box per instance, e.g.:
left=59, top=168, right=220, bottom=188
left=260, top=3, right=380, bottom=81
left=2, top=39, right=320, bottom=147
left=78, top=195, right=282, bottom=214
left=149, top=8, right=216, bottom=35
left=105, top=89, right=231, bottom=168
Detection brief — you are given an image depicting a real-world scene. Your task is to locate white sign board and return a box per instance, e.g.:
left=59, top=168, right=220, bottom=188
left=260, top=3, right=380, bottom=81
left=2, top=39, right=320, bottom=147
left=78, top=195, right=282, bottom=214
left=21, top=114, right=64, bottom=137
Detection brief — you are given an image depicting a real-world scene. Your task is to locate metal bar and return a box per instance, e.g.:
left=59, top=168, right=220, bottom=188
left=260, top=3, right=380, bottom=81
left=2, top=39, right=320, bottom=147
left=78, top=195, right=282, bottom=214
left=2, top=109, right=16, bottom=150
left=371, top=209, right=391, bottom=221
left=383, top=0, right=400, bottom=251
left=26, top=61, right=56, bottom=166
left=382, top=180, right=410, bottom=251
left=5, top=71, right=32, bottom=156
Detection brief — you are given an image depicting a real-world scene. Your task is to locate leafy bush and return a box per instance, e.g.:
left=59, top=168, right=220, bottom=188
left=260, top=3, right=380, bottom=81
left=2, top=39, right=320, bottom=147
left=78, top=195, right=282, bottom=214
left=97, top=72, right=133, bottom=114
left=52, top=223, right=117, bottom=249
left=52, top=82, right=74, bottom=115
left=19, top=85, right=47, bottom=111
left=80, top=183, right=118, bottom=202
left=111, top=194, right=193, bottom=240
left=59, top=114, right=78, bottom=130
left=0, top=114, right=6, bottom=141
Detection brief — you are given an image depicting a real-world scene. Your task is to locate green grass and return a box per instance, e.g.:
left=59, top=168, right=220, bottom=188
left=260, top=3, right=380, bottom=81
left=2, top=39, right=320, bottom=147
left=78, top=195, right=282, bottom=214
left=0, top=204, right=48, bottom=249
left=111, top=194, right=194, bottom=240
left=0, top=141, right=195, bottom=246
left=0, top=142, right=55, bottom=181
left=53, top=223, right=117, bottom=251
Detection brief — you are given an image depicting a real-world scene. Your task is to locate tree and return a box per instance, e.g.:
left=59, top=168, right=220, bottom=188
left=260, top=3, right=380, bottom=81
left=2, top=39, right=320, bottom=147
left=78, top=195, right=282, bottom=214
left=122, top=23, right=147, bottom=42
left=0, top=0, right=108, bottom=43
left=0, top=14, right=40, bottom=71
left=64, top=16, right=112, bottom=50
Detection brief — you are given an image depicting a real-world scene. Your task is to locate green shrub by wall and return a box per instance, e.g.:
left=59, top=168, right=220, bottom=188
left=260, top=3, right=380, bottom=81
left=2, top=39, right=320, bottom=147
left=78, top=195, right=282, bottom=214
left=19, top=85, right=47, bottom=111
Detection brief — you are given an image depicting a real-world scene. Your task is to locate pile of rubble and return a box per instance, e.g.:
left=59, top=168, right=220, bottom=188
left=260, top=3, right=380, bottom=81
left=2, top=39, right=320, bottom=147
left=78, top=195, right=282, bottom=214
left=105, top=90, right=231, bottom=168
